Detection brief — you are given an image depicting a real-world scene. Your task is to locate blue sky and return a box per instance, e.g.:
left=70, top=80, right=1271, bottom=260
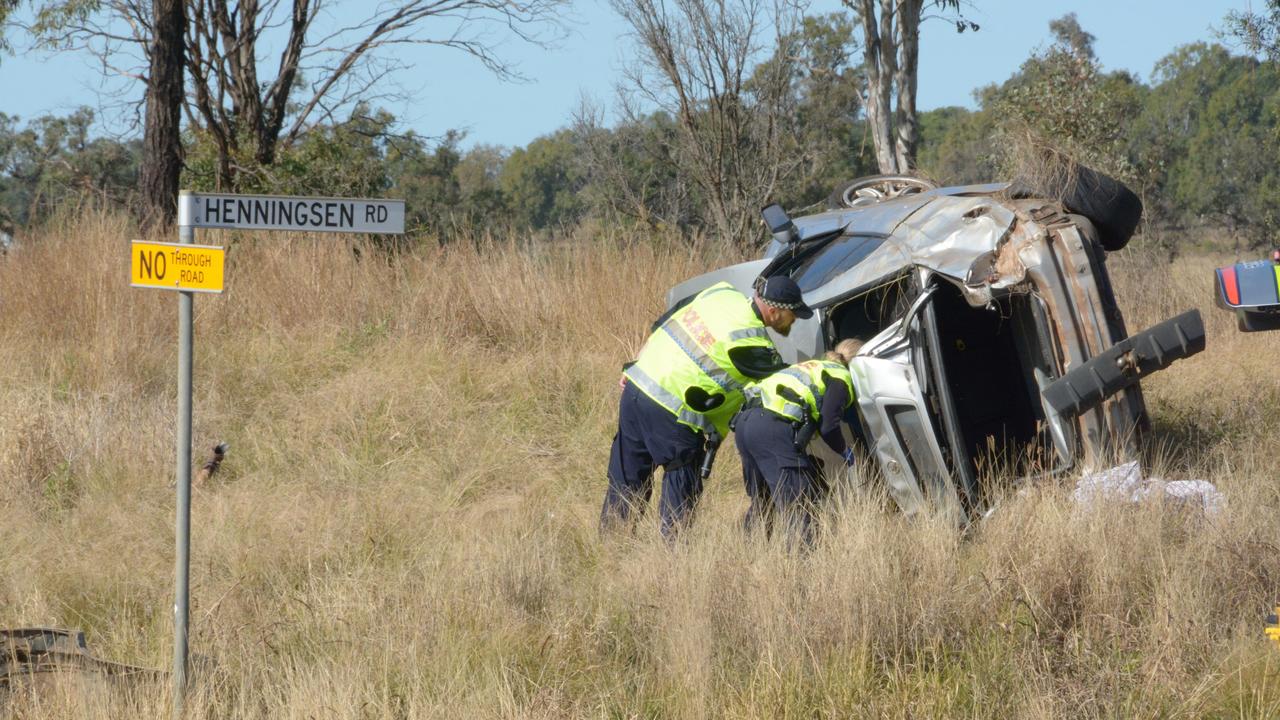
left=0, top=0, right=1252, bottom=149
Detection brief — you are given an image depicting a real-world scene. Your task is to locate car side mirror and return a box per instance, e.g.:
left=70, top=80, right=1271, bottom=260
left=761, top=203, right=797, bottom=246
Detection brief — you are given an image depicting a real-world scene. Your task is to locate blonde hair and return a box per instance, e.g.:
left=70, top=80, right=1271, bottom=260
left=825, top=338, right=864, bottom=365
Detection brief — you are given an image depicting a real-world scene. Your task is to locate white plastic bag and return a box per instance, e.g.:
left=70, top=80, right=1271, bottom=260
left=1072, top=461, right=1225, bottom=515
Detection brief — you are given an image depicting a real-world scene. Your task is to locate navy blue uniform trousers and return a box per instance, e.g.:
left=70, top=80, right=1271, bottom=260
left=734, top=405, right=821, bottom=544
left=602, top=381, right=706, bottom=536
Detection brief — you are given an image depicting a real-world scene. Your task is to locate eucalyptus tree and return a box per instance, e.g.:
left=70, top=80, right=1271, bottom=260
left=840, top=0, right=975, bottom=172
left=1225, top=0, right=1280, bottom=62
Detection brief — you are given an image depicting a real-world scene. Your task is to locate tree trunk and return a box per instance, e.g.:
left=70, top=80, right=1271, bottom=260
left=858, top=0, right=898, bottom=173
left=893, top=0, right=921, bottom=171
left=851, top=0, right=948, bottom=174
left=138, top=0, right=186, bottom=232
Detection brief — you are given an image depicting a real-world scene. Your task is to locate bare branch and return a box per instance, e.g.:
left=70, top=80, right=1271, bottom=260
left=610, top=0, right=804, bottom=243
left=26, top=0, right=567, bottom=190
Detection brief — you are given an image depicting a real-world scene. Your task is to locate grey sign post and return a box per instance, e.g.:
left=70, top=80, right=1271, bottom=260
left=168, top=191, right=404, bottom=717
left=173, top=215, right=194, bottom=717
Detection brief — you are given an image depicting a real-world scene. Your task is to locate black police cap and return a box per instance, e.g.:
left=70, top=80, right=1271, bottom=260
left=759, top=275, right=813, bottom=319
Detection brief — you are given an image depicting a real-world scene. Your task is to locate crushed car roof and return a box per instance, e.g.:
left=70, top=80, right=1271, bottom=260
left=779, top=189, right=1020, bottom=308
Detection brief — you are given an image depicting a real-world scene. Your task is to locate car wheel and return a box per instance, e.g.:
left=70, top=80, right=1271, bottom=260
left=1051, top=165, right=1143, bottom=252
left=827, top=175, right=937, bottom=210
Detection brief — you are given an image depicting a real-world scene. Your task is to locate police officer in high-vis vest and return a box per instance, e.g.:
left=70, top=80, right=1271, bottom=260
left=734, top=338, right=862, bottom=545
left=602, top=276, right=813, bottom=537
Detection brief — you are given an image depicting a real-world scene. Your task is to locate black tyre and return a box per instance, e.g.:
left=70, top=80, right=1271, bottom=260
left=1051, top=165, right=1143, bottom=252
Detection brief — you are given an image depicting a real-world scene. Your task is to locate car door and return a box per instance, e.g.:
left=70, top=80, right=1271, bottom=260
left=665, top=259, right=769, bottom=308
left=847, top=286, right=962, bottom=521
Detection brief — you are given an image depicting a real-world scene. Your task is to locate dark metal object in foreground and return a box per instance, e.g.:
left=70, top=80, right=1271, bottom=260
left=700, top=432, right=721, bottom=481
left=195, top=441, right=229, bottom=485
left=1043, top=310, right=1206, bottom=417
left=1, top=628, right=159, bottom=691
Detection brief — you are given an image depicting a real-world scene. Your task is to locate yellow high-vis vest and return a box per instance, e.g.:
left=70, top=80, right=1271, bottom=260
left=757, top=359, right=854, bottom=424
left=624, top=282, right=773, bottom=436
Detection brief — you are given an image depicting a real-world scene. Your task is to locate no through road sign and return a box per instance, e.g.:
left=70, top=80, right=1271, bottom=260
left=131, top=240, right=225, bottom=293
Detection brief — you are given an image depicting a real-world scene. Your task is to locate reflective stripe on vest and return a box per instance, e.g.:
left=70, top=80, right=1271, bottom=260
left=759, top=359, right=854, bottom=424
left=624, top=364, right=716, bottom=434
left=626, top=281, right=774, bottom=436
left=662, top=318, right=742, bottom=393
left=727, top=327, right=770, bottom=342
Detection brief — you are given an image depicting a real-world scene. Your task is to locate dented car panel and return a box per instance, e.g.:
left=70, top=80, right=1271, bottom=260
left=848, top=283, right=963, bottom=517
left=667, top=178, right=1204, bottom=516
left=850, top=344, right=955, bottom=517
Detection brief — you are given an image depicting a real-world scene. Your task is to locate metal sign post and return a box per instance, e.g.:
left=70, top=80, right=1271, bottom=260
left=145, top=190, right=404, bottom=717
left=173, top=218, right=194, bottom=717
left=129, top=224, right=226, bottom=718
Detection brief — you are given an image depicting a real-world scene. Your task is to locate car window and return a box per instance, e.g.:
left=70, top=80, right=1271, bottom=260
left=828, top=273, right=913, bottom=342
left=789, top=234, right=888, bottom=293
left=885, top=404, right=949, bottom=499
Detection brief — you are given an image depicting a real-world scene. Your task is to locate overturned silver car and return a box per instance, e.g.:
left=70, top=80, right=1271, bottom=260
left=668, top=174, right=1205, bottom=517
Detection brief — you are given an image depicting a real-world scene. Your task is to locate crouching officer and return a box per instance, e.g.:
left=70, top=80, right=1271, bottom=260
left=734, top=339, right=862, bottom=545
left=602, top=276, right=813, bottom=537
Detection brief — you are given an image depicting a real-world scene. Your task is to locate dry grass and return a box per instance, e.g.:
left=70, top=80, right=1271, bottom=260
left=2, top=209, right=1280, bottom=718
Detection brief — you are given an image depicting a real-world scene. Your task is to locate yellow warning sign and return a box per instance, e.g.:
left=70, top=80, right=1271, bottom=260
left=130, top=241, right=225, bottom=293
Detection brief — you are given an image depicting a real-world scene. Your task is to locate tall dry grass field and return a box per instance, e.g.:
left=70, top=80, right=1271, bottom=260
left=1, top=210, right=1279, bottom=718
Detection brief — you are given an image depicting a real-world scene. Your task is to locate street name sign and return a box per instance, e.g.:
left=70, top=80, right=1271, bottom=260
left=179, top=191, right=405, bottom=234
left=131, top=240, right=225, bottom=293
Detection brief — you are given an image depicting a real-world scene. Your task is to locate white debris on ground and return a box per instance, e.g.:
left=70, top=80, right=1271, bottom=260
left=1071, top=461, right=1226, bottom=515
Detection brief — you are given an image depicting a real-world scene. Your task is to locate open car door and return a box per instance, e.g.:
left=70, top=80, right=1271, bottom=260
left=847, top=287, right=963, bottom=520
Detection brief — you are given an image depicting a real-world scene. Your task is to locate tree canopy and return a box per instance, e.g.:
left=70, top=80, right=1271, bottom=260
left=3, top=9, right=1280, bottom=249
